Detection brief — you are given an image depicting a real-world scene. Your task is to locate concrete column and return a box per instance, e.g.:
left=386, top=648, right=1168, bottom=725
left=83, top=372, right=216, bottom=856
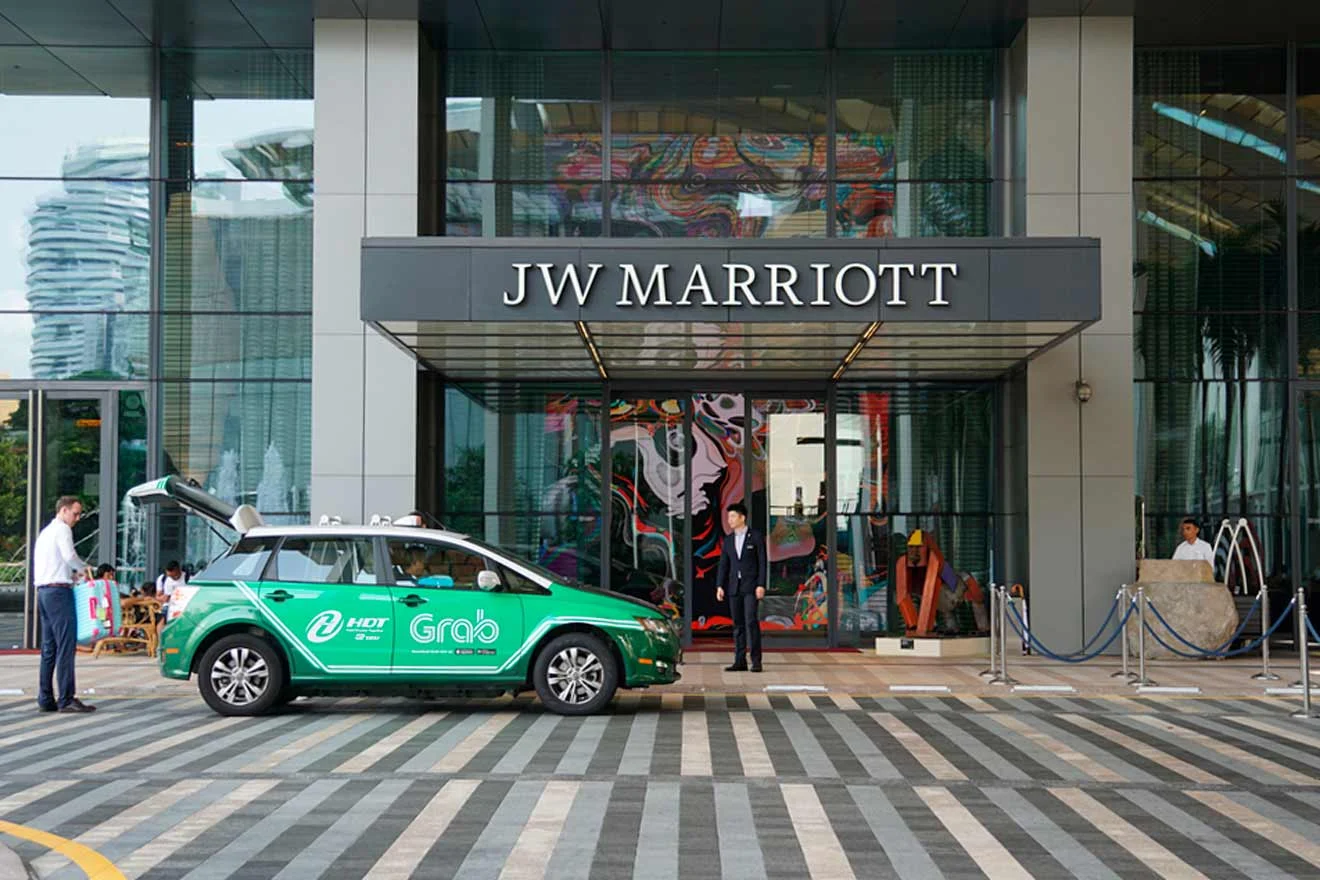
left=1020, top=17, right=1135, bottom=651
left=311, top=18, right=418, bottom=523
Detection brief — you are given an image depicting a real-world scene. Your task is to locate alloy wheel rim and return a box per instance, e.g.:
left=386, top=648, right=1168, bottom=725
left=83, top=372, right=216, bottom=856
left=211, top=646, right=270, bottom=706
left=546, top=646, right=604, bottom=705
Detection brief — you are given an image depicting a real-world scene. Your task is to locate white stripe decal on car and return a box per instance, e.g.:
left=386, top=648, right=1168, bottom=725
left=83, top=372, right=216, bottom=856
left=230, top=580, right=643, bottom=675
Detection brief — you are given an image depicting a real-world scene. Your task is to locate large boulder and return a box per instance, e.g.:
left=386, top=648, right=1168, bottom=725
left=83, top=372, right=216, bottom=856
left=1125, top=580, right=1239, bottom=660
left=1138, top=559, right=1214, bottom=583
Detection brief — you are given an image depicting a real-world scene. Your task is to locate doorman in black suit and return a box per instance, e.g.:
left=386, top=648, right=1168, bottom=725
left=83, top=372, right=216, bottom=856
left=715, top=502, right=767, bottom=672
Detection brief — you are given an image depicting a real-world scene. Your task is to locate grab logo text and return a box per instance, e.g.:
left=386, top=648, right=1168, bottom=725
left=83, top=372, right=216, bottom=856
left=409, top=609, right=500, bottom=644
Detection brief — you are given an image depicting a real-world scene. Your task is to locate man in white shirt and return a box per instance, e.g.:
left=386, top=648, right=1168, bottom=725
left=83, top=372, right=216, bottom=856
left=1172, top=517, right=1215, bottom=564
left=33, top=495, right=96, bottom=713
left=156, top=561, right=186, bottom=600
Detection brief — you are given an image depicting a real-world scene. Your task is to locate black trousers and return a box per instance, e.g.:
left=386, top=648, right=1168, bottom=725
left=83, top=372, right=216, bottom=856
left=729, top=590, right=762, bottom=665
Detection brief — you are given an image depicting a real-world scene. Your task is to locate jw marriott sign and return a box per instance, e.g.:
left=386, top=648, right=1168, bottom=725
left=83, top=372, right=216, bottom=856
left=502, top=261, right=960, bottom=310
left=359, top=238, right=1102, bottom=324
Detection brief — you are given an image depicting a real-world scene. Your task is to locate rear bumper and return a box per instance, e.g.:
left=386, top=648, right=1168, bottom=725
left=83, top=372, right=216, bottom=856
left=157, top=625, right=190, bottom=680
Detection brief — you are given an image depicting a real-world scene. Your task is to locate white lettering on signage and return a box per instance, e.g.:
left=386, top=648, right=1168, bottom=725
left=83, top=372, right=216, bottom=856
left=765, top=264, right=802, bottom=306
left=723, top=264, right=759, bottom=307
left=409, top=608, right=500, bottom=645
left=618, top=263, right=672, bottom=306
left=809, top=264, right=831, bottom=307
left=922, top=263, right=956, bottom=306
left=503, top=261, right=962, bottom=310
left=503, top=263, right=533, bottom=306
left=675, top=264, right=719, bottom=307
left=539, top=263, right=603, bottom=307
left=834, top=263, right=877, bottom=307
left=879, top=264, right=917, bottom=306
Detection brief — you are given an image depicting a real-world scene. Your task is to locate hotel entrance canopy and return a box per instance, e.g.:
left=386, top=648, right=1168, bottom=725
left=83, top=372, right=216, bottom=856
left=360, top=238, right=1100, bottom=382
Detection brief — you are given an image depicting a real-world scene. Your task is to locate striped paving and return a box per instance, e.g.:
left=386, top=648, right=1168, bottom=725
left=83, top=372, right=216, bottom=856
left=0, top=695, right=1316, bottom=878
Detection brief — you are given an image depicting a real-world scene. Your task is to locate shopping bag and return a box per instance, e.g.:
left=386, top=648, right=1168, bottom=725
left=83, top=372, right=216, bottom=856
left=74, top=578, right=122, bottom=645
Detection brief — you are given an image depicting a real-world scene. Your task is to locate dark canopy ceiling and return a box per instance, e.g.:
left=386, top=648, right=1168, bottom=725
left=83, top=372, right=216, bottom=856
left=0, top=0, right=1317, bottom=50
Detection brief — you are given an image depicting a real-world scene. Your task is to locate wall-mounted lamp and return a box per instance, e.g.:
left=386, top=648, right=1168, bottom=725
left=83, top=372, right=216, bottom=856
left=1074, top=379, right=1094, bottom=403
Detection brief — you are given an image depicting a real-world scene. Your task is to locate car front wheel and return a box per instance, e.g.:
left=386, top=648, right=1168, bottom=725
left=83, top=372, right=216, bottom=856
left=533, top=633, right=618, bottom=715
left=198, top=634, right=284, bottom=716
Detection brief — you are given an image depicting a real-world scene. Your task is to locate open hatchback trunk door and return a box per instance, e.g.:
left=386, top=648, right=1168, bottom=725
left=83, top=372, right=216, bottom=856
left=127, top=476, right=265, bottom=536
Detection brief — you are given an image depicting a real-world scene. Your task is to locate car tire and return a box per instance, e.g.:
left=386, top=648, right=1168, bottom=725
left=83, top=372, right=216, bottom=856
left=198, top=634, right=285, bottom=716
left=533, top=632, right=618, bottom=715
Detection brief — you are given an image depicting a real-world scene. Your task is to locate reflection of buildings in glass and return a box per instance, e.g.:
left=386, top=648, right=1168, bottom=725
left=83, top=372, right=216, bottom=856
left=163, top=129, right=313, bottom=539
left=25, top=141, right=150, bottom=379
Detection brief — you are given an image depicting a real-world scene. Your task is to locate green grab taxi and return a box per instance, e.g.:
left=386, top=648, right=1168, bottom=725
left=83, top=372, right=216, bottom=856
left=129, top=477, right=681, bottom=716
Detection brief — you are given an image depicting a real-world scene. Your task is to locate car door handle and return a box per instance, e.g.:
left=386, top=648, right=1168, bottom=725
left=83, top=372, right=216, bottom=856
left=399, top=594, right=427, bottom=607
left=265, top=590, right=293, bottom=602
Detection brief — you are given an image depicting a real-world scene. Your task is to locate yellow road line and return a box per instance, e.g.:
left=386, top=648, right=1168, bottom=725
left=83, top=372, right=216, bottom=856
left=0, top=819, right=126, bottom=880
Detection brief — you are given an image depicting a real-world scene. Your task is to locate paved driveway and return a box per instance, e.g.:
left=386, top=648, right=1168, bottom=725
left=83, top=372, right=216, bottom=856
left=0, top=692, right=1318, bottom=879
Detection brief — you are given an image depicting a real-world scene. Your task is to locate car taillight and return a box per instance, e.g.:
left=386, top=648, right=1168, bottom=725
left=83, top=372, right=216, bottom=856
left=167, top=585, right=198, bottom=621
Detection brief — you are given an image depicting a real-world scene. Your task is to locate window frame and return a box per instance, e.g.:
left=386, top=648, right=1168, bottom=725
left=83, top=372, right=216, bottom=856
left=196, top=535, right=279, bottom=582
left=263, top=534, right=384, bottom=586
left=378, top=534, right=552, bottom=596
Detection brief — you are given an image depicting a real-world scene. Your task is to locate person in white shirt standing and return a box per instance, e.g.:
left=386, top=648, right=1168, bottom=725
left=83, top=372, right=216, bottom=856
left=33, top=495, right=96, bottom=713
left=1172, top=517, right=1215, bottom=564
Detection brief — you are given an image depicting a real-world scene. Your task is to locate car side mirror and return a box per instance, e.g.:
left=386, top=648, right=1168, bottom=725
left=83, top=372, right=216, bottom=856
left=477, top=570, right=501, bottom=591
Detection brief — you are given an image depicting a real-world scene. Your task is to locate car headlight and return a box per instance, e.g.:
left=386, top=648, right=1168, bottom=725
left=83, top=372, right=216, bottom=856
left=636, top=617, right=670, bottom=635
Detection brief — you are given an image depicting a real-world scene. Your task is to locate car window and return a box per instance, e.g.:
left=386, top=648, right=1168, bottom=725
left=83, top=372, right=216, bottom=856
left=271, top=537, right=378, bottom=585
left=196, top=536, right=278, bottom=581
left=388, top=539, right=493, bottom=591
left=493, top=562, right=547, bottom=595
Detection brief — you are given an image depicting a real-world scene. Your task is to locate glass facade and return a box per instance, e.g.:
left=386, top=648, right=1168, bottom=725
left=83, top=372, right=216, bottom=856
left=157, top=50, right=313, bottom=569
left=442, top=51, right=997, bottom=239
left=1134, top=45, right=1317, bottom=592
left=0, top=39, right=313, bottom=584
left=434, top=50, right=1005, bottom=643
left=437, top=382, right=999, bottom=643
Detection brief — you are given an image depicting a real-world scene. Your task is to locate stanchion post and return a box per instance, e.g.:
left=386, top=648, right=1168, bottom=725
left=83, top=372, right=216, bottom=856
left=1294, top=586, right=1315, bottom=720
left=979, top=583, right=998, bottom=678
left=1133, top=585, right=1156, bottom=687
left=1111, top=584, right=1135, bottom=680
left=996, top=585, right=1017, bottom=686
left=1252, top=585, right=1280, bottom=682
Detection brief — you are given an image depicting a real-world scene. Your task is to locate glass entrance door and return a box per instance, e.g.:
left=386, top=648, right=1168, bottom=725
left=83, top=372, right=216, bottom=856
left=0, top=394, right=31, bottom=650
left=606, top=389, right=830, bottom=644
left=1, top=389, right=147, bottom=648
left=41, top=396, right=106, bottom=579
left=751, top=398, right=829, bottom=640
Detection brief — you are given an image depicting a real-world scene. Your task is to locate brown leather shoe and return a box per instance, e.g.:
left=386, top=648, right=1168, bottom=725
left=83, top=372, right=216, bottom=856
left=58, top=698, right=96, bottom=714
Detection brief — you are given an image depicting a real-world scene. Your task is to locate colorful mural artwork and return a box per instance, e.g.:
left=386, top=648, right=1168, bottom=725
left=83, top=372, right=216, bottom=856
left=522, top=388, right=915, bottom=638
left=688, top=394, right=748, bottom=632
left=607, top=398, right=688, bottom=618
left=445, top=132, right=897, bottom=238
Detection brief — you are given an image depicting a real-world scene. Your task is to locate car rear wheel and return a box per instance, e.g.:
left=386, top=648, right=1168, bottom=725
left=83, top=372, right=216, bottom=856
left=533, top=632, right=618, bottom=715
left=198, top=634, right=284, bottom=716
